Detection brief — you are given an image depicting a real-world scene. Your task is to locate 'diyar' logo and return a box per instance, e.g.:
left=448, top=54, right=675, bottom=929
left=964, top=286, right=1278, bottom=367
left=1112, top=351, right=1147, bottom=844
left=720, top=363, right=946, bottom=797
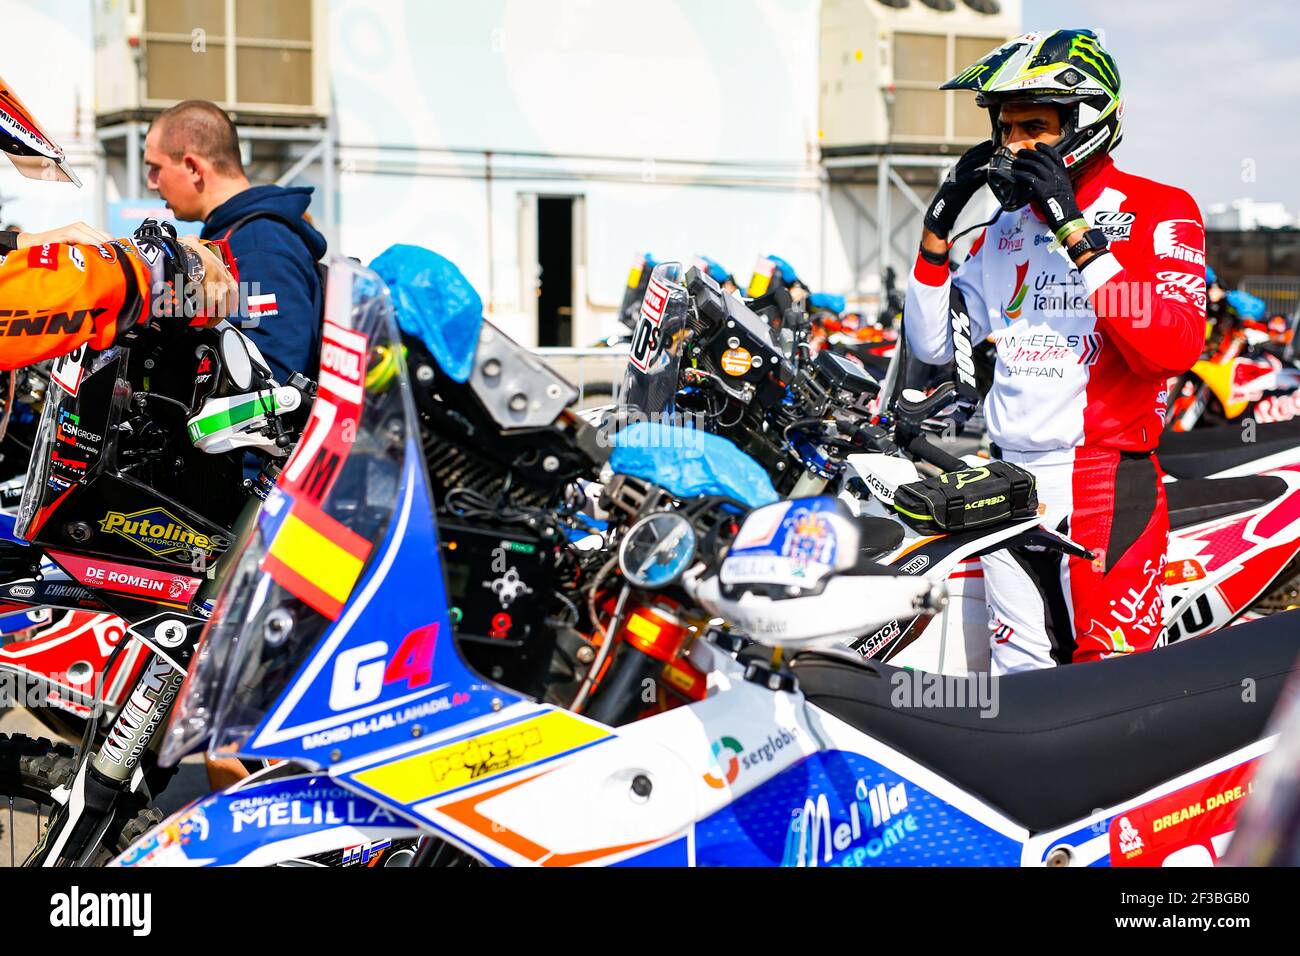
left=97, top=508, right=226, bottom=561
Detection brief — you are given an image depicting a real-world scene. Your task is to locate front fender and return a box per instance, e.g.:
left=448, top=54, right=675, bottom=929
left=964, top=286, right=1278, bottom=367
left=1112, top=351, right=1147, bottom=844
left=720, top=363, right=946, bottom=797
left=110, top=769, right=422, bottom=867
left=1191, top=360, right=1249, bottom=419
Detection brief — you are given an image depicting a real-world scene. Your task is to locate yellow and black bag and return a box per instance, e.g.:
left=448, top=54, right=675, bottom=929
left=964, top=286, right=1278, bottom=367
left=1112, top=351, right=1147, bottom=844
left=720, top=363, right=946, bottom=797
left=893, top=462, right=1038, bottom=534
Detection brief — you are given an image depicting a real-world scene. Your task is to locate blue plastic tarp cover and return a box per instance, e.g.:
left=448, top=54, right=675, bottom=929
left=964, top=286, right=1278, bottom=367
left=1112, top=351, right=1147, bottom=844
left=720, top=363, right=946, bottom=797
left=609, top=422, right=777, bottom=508
left=370, top=244, right=483, bottom=383
left=698, top=256, right=731, bottom=284
left=765, top=255, right=799, bottom=285
left=809, top=292, right=846, bottom=314
left=1226, top=289, right=1267, bottom=321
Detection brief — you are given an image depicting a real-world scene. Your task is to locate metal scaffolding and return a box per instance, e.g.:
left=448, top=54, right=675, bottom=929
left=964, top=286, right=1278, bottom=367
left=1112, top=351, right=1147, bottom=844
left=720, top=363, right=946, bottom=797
left=820, top=151, right=956, bottom=297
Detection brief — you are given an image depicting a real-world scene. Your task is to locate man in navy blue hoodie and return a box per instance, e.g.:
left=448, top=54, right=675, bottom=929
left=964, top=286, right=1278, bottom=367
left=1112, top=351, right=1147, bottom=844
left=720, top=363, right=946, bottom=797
left=144, top=100, right=327, bottom=386
left=144, top=101, right=330, bottom=791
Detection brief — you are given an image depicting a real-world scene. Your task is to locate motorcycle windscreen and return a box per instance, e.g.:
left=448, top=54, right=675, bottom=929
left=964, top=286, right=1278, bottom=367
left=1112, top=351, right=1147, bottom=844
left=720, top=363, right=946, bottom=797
left=0, top=369, right=13, bottom=442
left=618, top=261, right=693, bottom=418
left=617, top=253, right=653, bottom=328
left=1284, top=309, right=1300, bottom=365
left=0, top=73, right=81, bottom=186
left=160, top=258, right=521, bottom=768
left=1225, top=669, right=1300, bottom=865
left=15, top=346, right=130, bottom=542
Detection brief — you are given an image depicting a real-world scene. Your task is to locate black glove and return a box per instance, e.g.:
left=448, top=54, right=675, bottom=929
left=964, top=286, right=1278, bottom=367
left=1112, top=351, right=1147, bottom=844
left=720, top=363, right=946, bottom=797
left=1009, top=143, right=1092, bottom=243
left=924, top=139, right=996, bottom=241
left=131, top=219, right=203, bottom=322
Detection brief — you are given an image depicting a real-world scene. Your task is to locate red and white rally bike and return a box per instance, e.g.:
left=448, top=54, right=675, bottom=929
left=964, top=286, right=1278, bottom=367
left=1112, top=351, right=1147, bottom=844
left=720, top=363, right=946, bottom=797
left=0, top=314, right=313, bottom=752
left=0, top=511, right=141, bottom=741
left=592, top=267, right=1300, bottom=675
left=837, top=381, right=1300, bottom=674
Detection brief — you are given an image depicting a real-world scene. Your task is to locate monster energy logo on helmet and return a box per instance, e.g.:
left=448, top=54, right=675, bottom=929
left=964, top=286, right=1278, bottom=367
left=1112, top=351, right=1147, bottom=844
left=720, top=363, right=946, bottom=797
left=1067, top=32, right=1119, bottom=92
left=942, top=28, right=1123, bottom=177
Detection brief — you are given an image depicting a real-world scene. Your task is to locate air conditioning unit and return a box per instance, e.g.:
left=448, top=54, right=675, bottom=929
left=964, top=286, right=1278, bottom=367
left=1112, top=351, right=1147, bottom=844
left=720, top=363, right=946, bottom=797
left=93, top=0, right=329, bottom=122
left=819, top=0, right=1022, bottom=154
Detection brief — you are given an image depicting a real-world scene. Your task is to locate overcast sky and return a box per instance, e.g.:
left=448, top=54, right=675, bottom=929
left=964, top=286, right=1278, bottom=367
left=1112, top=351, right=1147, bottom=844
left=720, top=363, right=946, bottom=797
left=1023, top=0, right=1300, bottom=215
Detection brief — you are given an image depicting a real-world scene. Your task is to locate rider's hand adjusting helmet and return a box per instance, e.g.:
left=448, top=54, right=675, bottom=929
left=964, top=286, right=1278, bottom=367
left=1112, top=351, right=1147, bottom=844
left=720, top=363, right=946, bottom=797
left=943, top=29, right=1123, bottom=211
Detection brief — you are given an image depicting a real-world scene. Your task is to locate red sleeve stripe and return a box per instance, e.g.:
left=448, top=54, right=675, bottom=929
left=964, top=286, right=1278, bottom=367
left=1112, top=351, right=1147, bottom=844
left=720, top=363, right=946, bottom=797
left=913, top=251, right=950, bottom=287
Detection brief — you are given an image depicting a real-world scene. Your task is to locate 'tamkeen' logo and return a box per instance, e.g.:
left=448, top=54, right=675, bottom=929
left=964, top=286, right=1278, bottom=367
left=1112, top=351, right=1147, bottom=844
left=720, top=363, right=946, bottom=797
left=97, top=508, right=221, bottom=559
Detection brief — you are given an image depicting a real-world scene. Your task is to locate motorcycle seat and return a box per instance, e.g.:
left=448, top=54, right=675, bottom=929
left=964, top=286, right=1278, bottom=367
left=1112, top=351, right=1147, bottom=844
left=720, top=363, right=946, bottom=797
left=1164, top=475, right=1288, bottom=531
left=1158, top=419, right=1300, bottom=479
left=791, top=610, right=1300, bottom=832
left=853, top=516, right=906, bottom=558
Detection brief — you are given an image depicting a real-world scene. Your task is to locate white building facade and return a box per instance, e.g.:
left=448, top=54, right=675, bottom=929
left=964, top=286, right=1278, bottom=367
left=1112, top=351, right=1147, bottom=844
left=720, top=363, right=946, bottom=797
left=2, top=0, right=1023, bottom=347
left=1206, top=198, right=1296, bottom=232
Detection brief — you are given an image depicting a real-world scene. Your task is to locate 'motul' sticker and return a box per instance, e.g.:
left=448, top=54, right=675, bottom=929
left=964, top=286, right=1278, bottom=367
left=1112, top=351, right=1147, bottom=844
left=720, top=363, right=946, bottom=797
left=629, top=276, right=671, bottom=372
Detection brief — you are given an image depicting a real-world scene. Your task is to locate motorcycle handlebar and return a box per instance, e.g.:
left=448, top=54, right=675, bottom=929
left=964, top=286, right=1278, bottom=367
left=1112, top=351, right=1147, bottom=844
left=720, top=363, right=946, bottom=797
left=893, top=383, right=960, bottom=426
left=831, top=411, right=898, bottom=455
left=906, top=435, right=968, bottom=474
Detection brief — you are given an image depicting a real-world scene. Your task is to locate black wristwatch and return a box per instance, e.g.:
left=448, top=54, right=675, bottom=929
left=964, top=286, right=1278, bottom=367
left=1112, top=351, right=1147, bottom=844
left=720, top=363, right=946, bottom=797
left=1067, top=227, right=1109, bottom=264
left=0, top=230, right=19, bottom=255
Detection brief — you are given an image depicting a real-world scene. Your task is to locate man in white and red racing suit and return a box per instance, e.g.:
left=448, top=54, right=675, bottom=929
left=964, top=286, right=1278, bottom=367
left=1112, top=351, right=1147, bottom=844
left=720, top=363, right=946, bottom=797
left=906, top=81, right=1205, bottom=673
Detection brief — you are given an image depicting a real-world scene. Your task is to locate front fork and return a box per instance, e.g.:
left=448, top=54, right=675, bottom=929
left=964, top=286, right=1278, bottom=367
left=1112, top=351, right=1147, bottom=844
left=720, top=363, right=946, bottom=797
left=27, top=492, right=266, bottom=866
left=1169, top=378, right=1209, bottom=432
left=27, top=641, right=191, bottom=866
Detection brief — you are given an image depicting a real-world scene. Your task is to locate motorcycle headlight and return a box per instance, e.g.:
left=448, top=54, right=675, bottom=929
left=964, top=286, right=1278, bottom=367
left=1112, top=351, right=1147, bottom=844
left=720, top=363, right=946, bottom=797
left=618, top=511, right=697, bottom=590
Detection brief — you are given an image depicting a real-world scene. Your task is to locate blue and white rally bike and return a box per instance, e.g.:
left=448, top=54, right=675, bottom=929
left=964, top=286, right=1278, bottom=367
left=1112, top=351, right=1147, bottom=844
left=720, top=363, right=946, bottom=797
left=114, top=258, right=1300, bottom=868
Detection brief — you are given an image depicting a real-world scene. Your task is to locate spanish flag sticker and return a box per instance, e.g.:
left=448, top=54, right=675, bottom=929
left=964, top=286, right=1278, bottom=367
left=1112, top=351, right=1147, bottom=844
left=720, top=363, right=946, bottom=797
left=261, top=498, right=373, bottom=619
